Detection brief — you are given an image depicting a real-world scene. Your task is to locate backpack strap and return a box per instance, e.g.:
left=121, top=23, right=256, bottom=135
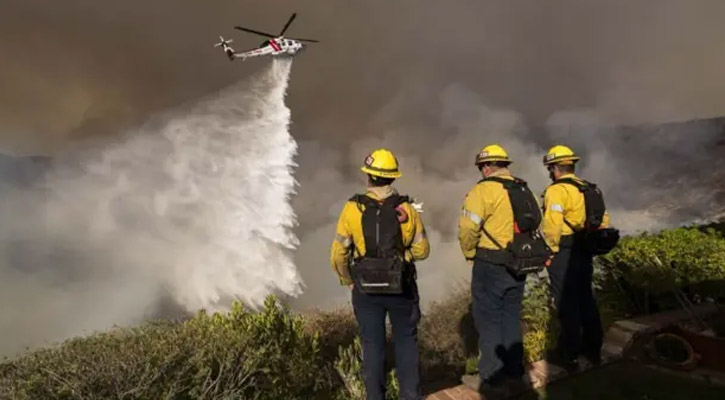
left=350, top=193, right=409, bottom=209
left=350, top=193, right=378, bottom=205
left=563, top=217, right=578, bottom=232
left=479, top=175, right=526, bottom=188
left=555, top=177, right=598, bottom=191
left=551, top=177, right=592, bottom=233
left=481, top=225, right=505, bottom=250
left=349, top=193, right=410, bottom=223
left=350, top=194, right=376, bottom=213
left=386, top=194, right=410, bottom=207
left=476, top=176, right=524, bottom=250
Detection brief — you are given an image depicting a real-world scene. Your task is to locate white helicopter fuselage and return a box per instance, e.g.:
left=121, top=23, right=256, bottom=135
left=227, top=37, right=304, bottom=61
left=265, top=37, right=304, bottom=55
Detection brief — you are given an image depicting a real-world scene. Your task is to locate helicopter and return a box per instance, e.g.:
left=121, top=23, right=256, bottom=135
left=214, top=13, right=318, bottom=61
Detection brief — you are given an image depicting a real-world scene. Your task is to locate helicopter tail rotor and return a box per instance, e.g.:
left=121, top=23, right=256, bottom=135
left=214, top=36, right=234, bottom=47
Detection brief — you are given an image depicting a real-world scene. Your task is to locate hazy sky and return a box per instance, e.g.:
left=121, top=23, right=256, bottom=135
left=3, top=0, right=725, bottom=153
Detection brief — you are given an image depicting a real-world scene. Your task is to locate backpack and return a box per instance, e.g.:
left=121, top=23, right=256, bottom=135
left=349, top=193, right=410, bottom=294
left=479, top=177, right=552, bottom=278
left=556, top=178, right=620, bottom=255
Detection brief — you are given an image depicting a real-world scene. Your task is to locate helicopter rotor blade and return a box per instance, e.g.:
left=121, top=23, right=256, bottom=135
left=279, top=13, right=297, bottom=36
left=287, top=37, right=319, bottom=43
left=234, top=26, right=277, bottom=38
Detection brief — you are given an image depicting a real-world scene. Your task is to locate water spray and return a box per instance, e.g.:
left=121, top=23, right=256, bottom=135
left=0, top=59, right=302, bottom=356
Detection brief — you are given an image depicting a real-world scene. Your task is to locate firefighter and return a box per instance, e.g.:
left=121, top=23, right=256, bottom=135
left=458, top=144, right=528, bottom=397
left=330, top=148, right=430, bottom=400
left=541, top=145, right=610, bottom=370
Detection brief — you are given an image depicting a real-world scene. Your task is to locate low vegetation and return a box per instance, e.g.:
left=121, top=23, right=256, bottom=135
left=597, top=227, right=725, bottom=314
left=1, top=227, right=723, bottom=399
left=0, top=297, right=329, bottom=400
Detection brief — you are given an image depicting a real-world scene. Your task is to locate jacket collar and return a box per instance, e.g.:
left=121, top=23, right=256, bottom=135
left=366, top=185, right=395, bottom=200
left=482, top=168, right=513, bottom=180
left=556, top=173, right=579, bottom=181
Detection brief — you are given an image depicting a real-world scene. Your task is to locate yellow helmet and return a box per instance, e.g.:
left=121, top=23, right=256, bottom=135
left=360, top=148, right=402, bottom=179
left=474, top=144, right=512, bottom=165
left=543, top=145, right=580, bottom=166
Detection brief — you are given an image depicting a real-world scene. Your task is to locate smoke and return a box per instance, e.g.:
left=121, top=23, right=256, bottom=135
left=290, top=82, right=725, bottom=310
left=2, top=0, right=725, bottom=348
left=0, top=59, right=300, bottom=356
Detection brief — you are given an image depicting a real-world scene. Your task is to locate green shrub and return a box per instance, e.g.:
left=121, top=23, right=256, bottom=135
left=464, top=356, right=478, bottom=375
left=603, top=228, right=725, bottom=292
left=0, top=296, right=327, bottom=400
left=522, top=275, right=557, bottom=363
left=597, top=227, right=725, bottom=314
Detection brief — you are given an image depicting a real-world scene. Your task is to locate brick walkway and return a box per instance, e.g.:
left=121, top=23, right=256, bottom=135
left=425, top=385, right=481, bottom=400
left=424, top=360, right=565, bottom=400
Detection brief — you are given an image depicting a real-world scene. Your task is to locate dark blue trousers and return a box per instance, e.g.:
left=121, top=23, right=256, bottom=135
left=471, top=258, right=526, bottom=381
left=352, top=281, right=421, bottom=400
left=547, top=242, right=603, bottom=362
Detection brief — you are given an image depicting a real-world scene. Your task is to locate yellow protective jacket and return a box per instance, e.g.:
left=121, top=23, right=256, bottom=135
left=458, top=170, right=516, bottom=260
left=542, top=173, right=611, bottom=253
left=330, top=186, right=430, bottom=285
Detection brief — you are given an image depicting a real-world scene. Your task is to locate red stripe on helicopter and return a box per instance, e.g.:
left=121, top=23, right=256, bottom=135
left=269, top=39, right=281, bottom=52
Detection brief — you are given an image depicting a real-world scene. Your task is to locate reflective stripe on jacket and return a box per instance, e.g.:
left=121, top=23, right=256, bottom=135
left=542, top=173, right=610, bottom=253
